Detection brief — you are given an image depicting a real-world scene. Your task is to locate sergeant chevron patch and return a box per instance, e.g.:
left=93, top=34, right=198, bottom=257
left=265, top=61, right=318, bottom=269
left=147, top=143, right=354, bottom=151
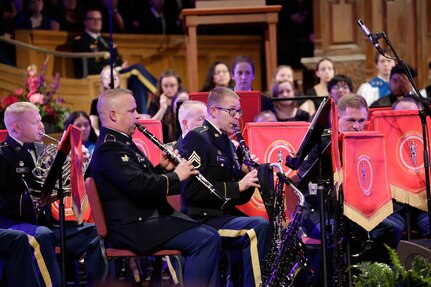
left=188, top=151, right=201, bottom=169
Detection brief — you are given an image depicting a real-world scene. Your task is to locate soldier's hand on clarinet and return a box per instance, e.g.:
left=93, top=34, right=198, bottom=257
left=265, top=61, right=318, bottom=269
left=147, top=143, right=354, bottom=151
left=238, top=169, right=260, bottom=192
left=241, top=153, right=259, bottom=173
left=174, top=159, right=199, bottom=181
left=160, top=147, right=180, bottom=171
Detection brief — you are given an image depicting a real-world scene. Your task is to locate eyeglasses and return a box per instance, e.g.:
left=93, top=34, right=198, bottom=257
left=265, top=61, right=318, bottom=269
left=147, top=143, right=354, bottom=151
left=86, top=18, right=102, bottom=22
left=214, top=106, right=243, bottom=117
left=331, top=85, right=350, bottom=91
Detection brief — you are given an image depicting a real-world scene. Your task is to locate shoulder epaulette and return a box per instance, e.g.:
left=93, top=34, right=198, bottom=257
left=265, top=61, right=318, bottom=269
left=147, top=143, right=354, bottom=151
left=322, top=129, right=332, bottom=136
left=193, top=126, right=209, bottom=133
left=103, top=134, right=117, bottom=142
left=0, top=142, right=8, bottom=147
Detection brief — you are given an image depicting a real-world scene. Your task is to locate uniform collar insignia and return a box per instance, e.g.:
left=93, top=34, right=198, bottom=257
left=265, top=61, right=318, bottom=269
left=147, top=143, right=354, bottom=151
left=121, top=154, right=129, bottom=162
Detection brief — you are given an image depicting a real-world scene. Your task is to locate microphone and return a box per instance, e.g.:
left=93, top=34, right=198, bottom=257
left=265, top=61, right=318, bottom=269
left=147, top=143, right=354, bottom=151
left=357, top=19, right=378, bottom=47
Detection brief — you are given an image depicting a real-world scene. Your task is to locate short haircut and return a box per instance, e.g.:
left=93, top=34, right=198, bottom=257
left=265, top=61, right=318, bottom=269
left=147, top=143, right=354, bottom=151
left=231, top=55, right=255, bottom=74
left=327, top=74, right=353, bottom=93
left=4, top=102, right=39, bottom=130
left=207, top=87, right=239, bottom=111
left=253, top=110, right=277, bottom=122
left=374, top=48, right=390, bottom=64
left=392, top=97, right=421, bottom=110
left=336, top=94, right=368, bottom=114
left=97, top=88, right=133, bottom=122
left=390, top=63, right=417, bottom=80
left=178, top=100, right=207, bottom=123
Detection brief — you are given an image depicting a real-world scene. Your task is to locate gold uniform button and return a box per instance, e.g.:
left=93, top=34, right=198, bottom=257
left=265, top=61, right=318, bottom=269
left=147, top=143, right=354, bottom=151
left=138, top=217, right=142, bottom=221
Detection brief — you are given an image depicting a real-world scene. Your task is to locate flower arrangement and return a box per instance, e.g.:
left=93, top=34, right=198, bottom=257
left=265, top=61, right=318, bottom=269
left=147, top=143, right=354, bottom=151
left=0, top=59, right=69, bottom=132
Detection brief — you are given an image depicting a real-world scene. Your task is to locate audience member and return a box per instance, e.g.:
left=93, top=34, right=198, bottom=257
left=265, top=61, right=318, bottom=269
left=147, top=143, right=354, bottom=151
left=72, top=8, right=157, bottom=113
left=201, top=60, right=234, bottom=92
left=135, top=0, right=181, bottom=34
left=64, top=111, right=98, bottom=155
left=148, top=69, right=188, bottom=143
left=231, top=55, right=274, bottom=112
left=357, top=50, right=396, bottom=106
left=0, top=228, right=42, bottom=287
left=303, top=57, right=335, bottom=115
left=272, top=80, right=310, bottom=122
left=253, top=110, right=278, bottom=122
left=273, top=65, right=294, bottom=84
left=327, top=74, right=353, bottom=104
left=0, top=0, right=17, bottom=65
left=370, top=63, right=418, bottom=107
left=178, top=87, right=269, bottom=286
left=15, top=0, right=59, bottom=30
left=97, top=0, right=133, bottom=33
left=89, top=65, right=121, bottom=135
left=55, top=0, right=84, bottom=32
left=0, top=101, right=105, bottom=286
left=89, top=88, right=221, bottom=287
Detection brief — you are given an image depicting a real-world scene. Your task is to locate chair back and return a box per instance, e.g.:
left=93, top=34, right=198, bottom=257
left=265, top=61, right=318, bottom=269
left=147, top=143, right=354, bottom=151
left=85, top=177, right=108, bottom=237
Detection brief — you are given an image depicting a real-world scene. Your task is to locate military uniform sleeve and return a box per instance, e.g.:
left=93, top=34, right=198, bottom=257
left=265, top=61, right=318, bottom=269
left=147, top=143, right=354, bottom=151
left=179, top=130, right=241, bottom=209
left=93, top=141, right=180, bottom=201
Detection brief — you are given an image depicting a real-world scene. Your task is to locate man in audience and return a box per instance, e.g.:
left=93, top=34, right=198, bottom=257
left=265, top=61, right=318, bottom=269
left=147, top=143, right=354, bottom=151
left=327, top=74, right=353, bottom=104
left=178, top=87, right=269, bottom=287
left=0, top=102, right=105, bottom=286
left=72, top=8, right=157, bottom=114
left=357, top=50, right=396, bottom=106
left=370, top=63, right=418, bottom=107
left=89, top=88, right=221, bottom=287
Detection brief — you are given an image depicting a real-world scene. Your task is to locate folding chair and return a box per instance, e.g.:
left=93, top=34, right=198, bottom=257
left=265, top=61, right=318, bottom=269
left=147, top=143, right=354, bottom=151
left=85, top=177, right=184, bottom=286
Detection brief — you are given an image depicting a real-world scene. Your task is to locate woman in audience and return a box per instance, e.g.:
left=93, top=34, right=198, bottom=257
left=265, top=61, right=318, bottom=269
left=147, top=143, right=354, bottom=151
left=200, top=60, right=234, bottom=92
left=55, top=0, right=83, bottom=32
left=272, top=80, right=310, bottom=122
left=15, top=0, right=59, bottom=30
left=327, top=74, right=353, bottom=104
left=303, top=57, right=335, bottom=115
left=148, top=69, right=188, bottom=142
left=64, top=111, right=98, bottom=155
left=89, top=65, right=121, bottom=135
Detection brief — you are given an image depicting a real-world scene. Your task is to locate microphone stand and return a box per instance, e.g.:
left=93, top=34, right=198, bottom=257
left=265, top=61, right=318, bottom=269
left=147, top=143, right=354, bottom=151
left=372, top=30, right=431, bottom=236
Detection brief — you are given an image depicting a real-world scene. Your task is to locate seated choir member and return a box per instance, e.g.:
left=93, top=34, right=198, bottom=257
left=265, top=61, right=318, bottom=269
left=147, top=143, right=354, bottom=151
left=88, top=88, right=221, bottom=287
left=0, top=102, right=105, bottom=286
left=178, top=87, right=270, bottom=287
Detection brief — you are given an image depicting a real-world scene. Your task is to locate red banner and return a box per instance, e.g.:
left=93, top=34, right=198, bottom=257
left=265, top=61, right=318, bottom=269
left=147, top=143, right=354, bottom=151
left=329, top=98, right=342, bottom=197
left=0, top=129, right=7, bottom=142
left=132, top=119, right=163, bottom=165
left=189, top=91, right=262, bottom=131
left=341, top=131, right=393, bottom=231
left=235, top=122, right=310, bottom=219
left=51, top=125, right=91, bottom=223
left=368, top=110, right=428, bottom=211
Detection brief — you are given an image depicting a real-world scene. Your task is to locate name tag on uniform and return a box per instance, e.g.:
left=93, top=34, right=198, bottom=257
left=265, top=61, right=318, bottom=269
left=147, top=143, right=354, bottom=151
left=16, top=167, right=29, bottom=174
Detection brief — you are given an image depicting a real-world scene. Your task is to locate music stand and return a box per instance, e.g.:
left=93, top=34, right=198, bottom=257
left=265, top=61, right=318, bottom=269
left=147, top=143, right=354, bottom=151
left=285, top=96, right=331, bottom=170
left=38, top=126, right=74, bottom=287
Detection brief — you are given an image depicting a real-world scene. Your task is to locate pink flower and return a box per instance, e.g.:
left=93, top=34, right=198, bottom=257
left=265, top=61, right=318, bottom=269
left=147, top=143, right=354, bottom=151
left=29, top=93, right=44, bottom=105
left=14, top=88, right=24, bottom=96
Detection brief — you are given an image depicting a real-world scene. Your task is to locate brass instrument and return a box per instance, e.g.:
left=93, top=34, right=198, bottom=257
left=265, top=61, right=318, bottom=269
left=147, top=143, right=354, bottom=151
left=135, top=123, right=230, bottom=206
left=32, top=133, right=89, bottom=207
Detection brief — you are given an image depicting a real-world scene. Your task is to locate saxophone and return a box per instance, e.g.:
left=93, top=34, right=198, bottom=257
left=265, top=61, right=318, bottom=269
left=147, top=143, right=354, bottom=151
left=232, top=125, right=311, bottom=286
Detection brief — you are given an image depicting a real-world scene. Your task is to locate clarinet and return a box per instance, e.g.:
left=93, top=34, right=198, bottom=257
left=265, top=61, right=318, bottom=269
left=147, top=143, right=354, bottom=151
left=135, top=124, right=229, bottom=204
left=233, top=125, right=260, bottom=169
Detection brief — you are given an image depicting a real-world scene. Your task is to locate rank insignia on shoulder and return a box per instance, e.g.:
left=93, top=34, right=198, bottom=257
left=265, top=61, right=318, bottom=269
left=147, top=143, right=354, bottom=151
left=121, top=154, right=129, bottom=162
left=188, top=151, right=201, bottom=169
left=193, top=126, right=208, bottom=133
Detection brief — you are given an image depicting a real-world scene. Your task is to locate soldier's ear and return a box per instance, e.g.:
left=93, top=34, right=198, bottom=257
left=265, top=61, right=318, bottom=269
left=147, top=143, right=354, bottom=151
left=109, top=110, right=117, bottom=122
left=209, top=106, right=217, bottom=118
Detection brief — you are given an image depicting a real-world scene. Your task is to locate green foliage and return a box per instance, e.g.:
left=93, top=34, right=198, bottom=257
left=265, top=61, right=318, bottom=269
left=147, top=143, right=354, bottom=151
left=353, top=245, right=431, bottom=287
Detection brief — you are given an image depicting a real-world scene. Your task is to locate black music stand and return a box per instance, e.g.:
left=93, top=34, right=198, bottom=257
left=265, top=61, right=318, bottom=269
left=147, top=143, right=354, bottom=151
left=38, top=130, right=73, bottom=287
left=285, top=97, right=332, bottom=287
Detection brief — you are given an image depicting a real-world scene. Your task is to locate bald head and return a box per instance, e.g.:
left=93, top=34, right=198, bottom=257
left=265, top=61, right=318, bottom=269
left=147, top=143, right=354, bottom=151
left=178, top=100, right=207, bottom=136
left=97, top=88, right=139, bottom=134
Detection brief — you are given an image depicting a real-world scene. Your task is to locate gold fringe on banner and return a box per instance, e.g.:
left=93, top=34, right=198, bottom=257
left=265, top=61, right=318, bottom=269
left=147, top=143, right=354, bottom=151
left=391, top=185, right=428, bottom=212
left=344, top=200, right=394, bottom=232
